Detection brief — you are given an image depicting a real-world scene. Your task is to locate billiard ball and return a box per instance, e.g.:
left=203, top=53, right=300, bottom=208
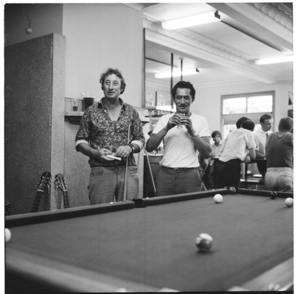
left=195, top=233, right=213, bottom=252
left=229, top=187, right=236, bottom=194
left=110, top=202, right=114, bottom=204
left=270, top=191, right=277, bottom=199
left=5, top=228, right=11, bottom=242
left=214, top=194, right=223, bottom=203
left=285, top=198, right=293, bottom=207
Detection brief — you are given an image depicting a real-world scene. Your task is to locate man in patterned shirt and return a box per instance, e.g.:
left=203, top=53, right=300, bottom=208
left=75, top=68, right=145, bottom=204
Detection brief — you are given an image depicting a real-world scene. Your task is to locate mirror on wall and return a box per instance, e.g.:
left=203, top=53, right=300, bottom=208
left=144, top=40, right=203, bottom=112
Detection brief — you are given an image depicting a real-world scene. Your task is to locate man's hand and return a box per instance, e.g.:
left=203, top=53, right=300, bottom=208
left=115, top=145, right=132, bottom=158
left=92, top=147, right=114, bottom=161
left=166, top=114, right=182, bottom=130
left=244, top=154, right=251, bottom=163
left=181, top=116, right=197, bottom=137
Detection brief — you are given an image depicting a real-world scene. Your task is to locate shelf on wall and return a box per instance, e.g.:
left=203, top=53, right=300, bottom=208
left=65, top=111, right=84, bottom=116
left=64, top=111, right=150, bottom=124
left=64, top=111, right=83, bottom=124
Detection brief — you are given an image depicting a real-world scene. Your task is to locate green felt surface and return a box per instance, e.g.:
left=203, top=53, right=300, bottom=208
left=6, top=193, right=293, bottom=291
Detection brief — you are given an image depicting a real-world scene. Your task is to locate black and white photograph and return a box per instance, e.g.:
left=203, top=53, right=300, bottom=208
left=3, top=2, right=296, bottom=292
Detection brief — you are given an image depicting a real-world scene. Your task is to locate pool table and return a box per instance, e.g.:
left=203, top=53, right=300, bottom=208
left=5, top=188, right=293, bottom=292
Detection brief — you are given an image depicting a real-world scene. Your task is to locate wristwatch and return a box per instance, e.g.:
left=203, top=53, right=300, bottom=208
left=128, top=143, right=136, bottom=153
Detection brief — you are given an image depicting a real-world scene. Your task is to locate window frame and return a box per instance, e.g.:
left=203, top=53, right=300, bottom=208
left=220, top=91, right=275, bottom=136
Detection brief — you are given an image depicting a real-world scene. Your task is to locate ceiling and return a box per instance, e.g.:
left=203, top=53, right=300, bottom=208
left=126, top=3, right=293, bottom=89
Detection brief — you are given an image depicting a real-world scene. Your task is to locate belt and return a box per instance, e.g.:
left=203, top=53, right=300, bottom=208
left=161, top=166, right=198, bottom=172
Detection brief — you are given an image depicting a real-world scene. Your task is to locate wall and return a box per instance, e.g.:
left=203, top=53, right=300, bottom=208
left=190, top=80, right=293, bottom=135
left=62, top=4, right=144, bottom=105
left=4, top=4, right=63, bottom=46
left=4, top=3, right=144, bottom=105
left=5, top=34, right=65, bottom=215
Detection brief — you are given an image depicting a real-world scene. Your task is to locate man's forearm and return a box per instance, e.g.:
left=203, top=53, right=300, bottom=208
left=191, top=136, right=212, bottom=158
left=249, top=148, right=256, bottom=160
left=129, top=143, right=141, bottom=153
left=146, top=127, right=168, bottom=152
left=77, top=143, right=96, bottom=158
left=255, top=150, right=265, bottom=158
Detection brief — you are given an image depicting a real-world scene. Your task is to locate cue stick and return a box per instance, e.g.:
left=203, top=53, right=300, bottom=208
left=145, top=151, right=157, bottom=196
left=123, top=122, right=131, bottom=201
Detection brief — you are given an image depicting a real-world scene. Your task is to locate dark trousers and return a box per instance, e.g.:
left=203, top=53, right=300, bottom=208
left=215, top=159, right=241, bottom=188
left=256, top=160, right=267, bottom=178
left=156, top=166, right=206, bottom=196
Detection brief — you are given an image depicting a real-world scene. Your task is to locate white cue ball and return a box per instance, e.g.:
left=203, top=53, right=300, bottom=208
left=285, top=198, right=293, bottom=207
left=110, top=202, right=114, bottom=204
left=195, top=233, right=213, bottom=252
left=214, top=194, right=223, bottom=203
left=5, top=228, right=11, bottom=242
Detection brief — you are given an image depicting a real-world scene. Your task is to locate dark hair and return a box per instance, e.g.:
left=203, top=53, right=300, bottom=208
left=279, top=117, right=293, bottom=132
left=171, top=81, right=196, bottom=101
left=260, top=114, right=272, bottom=123
left=99, top=68, right=126, bottom=94
left=241, top=120, right=255, bottom=131
left=211, top=130, right=222, bottom=139
left=236, top=116, right=250, bottom=129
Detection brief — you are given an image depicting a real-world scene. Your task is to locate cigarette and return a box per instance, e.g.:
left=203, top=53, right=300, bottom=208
left=107, top=155, right=122, bottom=161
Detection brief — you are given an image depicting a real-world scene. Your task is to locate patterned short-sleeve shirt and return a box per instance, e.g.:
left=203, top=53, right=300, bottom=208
left=75, top=98, right=145, bottom=167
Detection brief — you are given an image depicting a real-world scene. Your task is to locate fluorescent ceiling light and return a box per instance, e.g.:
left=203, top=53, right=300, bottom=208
left=162, top=11, right=221, bottom=30
left=255, top=56, right=293, bottom=65
left=155, top=68, right=200, bottom=79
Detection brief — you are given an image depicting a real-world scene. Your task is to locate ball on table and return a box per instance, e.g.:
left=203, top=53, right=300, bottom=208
left=214, top=194, right=223, bottom=203
left=228, top=187, right=236, bottom=194
left=5, top=228, right=11, bottom=242
left=195, top=233, right=213, bottom=252
left=285, top=198, right=293, bottom=207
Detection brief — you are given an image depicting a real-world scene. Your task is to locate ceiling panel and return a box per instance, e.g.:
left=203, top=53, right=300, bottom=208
left=188, top=21, right=283, bottom=60
left=145, top=40, right=220, bottom=69
left=139, top=2, right=293, bottom=87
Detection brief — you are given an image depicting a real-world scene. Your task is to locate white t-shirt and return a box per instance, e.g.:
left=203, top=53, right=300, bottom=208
left=153, top=113, right=210, bottom=168
left=219, top=128, right=256, bottom=162
left=253, top=127, right=272, bottom=156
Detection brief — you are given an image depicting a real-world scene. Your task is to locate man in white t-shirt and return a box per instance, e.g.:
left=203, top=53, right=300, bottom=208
left=146, top=81, right=211, bottom=196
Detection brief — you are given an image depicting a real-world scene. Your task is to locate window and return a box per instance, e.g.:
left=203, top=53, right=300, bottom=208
left=221, top=91, right=274, bottom=138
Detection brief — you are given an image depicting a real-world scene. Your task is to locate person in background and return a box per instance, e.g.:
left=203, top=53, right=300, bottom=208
left=198, top=153, right=208, bottom=188
left=215, top=119, right=256, bottom=188
left=253, top=114, right=273, bottom=177
left=219, top=116, right=250, bottom=154
left=264, top=117, right=293, bottom=192
left=75, top=68, right=145, bottom=204
left=236, top=116, right=250, bottom=129
left=146, top=81, right=211, bottom=196
left=204, top=130, right=223, bottom=189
